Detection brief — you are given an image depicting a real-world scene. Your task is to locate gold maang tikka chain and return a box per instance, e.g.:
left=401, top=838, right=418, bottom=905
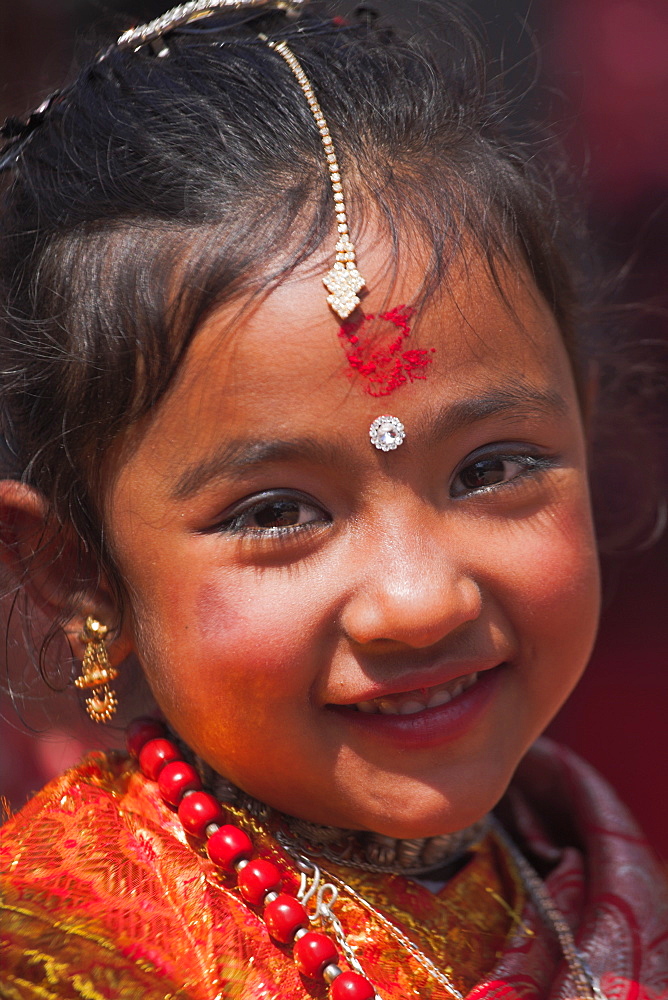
left=264, top=39, right=366, bottom=319
left=115, top=1, right=364, bottom=319
left=75, top=616, right=119, bottom=723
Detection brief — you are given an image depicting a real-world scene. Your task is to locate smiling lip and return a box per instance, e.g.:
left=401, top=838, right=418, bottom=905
left=327, top=662, right=506, bottom=751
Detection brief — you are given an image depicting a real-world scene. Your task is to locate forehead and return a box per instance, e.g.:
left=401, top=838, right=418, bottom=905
left=115, top=237, right=579, bottom=485
left=180, top=242, right=570, bottom=406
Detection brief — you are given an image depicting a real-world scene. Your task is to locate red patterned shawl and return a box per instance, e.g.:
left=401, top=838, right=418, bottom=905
left=1, top=739, right=667, bottom=999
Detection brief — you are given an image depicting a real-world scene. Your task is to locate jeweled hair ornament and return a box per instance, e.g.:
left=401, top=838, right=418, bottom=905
left=0, top=1, right=304, bottom=171
left=263, top=39, right=366, bottom=318
left=115, top=0, right=365, bottom=319
left=115, top=0, right=307, bottom=51
left=1, top=0, right=366, bottom=316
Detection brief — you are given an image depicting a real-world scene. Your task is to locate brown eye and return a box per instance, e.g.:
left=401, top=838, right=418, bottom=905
left=252, top=501, right=303, bottom=528
left=215, top=491, right=330, bottom=535
left=450, top=452, right=552, bottom=498
left=458, top=458, right=510, bottom=491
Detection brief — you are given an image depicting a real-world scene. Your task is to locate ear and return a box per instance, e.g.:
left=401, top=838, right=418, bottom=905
left=0, top=479, right=133, bottom=666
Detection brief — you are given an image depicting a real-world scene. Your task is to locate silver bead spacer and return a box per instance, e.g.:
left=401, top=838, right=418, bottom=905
left=293, top=927, right=309, bottom=941
left=323, top=963, right=343, bottom=984
left=235, top=858, right=250, bottom=872
left=264, top=891, right=280, bottom=905
left=205, top=822, right=221, bottom=837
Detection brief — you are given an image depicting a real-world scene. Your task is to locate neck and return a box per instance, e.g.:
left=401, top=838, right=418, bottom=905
left=178, top=738, right=490, bottom=876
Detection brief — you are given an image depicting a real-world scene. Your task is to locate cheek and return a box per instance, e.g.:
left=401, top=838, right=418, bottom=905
left=194, top=579, right=305, bottom=687
left=499, top=492, right=601, bottom=699
left=152, top=574, right=339, bottom=787
left=466, top=480, right=600, bottom=670
left=137, top=572, right=324, bottom=734
left=522, top=496, right=600, bottom=624
left=193, top=574, right=327, bottom=663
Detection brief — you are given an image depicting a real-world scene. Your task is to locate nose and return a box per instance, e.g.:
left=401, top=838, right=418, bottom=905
left=340, top=523, right=482, bottom=649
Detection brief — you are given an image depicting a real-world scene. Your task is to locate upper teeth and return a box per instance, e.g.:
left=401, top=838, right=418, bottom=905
left=355, top=672, right=479, bottom=715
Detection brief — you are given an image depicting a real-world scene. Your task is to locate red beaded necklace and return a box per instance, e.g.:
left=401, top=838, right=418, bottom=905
left=128, top=716, right=607, bottom=1000
left=128, top=716, right=379, bottom=1000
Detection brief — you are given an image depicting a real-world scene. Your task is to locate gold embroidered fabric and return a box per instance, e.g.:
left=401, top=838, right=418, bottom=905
left=2, top=742, right=668, bottom=999
left=308, top=841, right=524, bottom=997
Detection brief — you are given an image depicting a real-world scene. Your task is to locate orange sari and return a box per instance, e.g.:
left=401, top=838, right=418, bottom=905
left=2, top=739, right=667, bottom=999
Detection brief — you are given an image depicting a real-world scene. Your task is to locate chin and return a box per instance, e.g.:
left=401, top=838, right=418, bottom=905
left=346, top=758, right=519, bottom=839
left=351, top=790, right=502, bottom=840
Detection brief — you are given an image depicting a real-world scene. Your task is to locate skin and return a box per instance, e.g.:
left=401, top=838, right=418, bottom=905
left=1, top=234, right=602, bottom=838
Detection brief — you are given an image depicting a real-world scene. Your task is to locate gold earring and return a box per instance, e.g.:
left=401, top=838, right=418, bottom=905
left=74, top=616, right=119, bottom=723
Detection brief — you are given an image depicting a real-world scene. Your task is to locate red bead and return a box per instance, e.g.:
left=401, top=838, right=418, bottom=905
left=207, top=825, right=253, bottom=871
left=264, top=894, right=309, bottom=944
left=237, top=859, right=282, bottom=906
left=177, top=791, right=224, bottom=839
left=138, top=738, right=181, bottom=781
left=157, top=760, right=201, bottom=807
left=126, top=717, right=167, bottom=758
left=293, top=931, right=339, bottom=978
left=330, top=971, right=376, bottom=1000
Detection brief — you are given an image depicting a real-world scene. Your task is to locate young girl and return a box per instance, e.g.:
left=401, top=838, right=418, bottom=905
left=1, top=1, right=666, bottom=997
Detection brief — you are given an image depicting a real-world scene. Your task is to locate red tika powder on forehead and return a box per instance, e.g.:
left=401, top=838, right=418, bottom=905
left=338, top=305, right=435, bottom=397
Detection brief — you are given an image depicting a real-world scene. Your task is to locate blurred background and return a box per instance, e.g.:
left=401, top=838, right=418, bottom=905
left=1, top=0, right=667, bottom=856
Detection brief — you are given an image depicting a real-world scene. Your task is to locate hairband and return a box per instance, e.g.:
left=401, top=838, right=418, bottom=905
left=0, top=3, right=302, bottom=172
left=115, top=0, right=308, bottom=51
left=0, top=92, right=65, bottom=172
left=1, top=0, right=365, bottom=321
left=0, top=3, right=304, bottom=171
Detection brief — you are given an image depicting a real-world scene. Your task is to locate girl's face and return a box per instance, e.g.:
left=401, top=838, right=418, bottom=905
left=107, top=238, right=600, bottom=837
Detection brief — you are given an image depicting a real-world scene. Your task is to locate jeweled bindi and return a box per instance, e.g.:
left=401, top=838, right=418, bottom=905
left=369, top=415, right=405, bottom=451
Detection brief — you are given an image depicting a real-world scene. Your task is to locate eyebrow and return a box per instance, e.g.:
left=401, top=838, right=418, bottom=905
left=171, top=384, right=568, bottom=501
left=423, top=385, right=568, bottom=442
left=172, top=438, right=342, bottom=500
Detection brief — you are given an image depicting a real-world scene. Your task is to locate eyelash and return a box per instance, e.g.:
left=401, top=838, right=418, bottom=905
left=210, top=449, right=557, bottom=539
left=450, top=451, right=556, bottom=499
left=212, top=492, right=330, bottom=539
